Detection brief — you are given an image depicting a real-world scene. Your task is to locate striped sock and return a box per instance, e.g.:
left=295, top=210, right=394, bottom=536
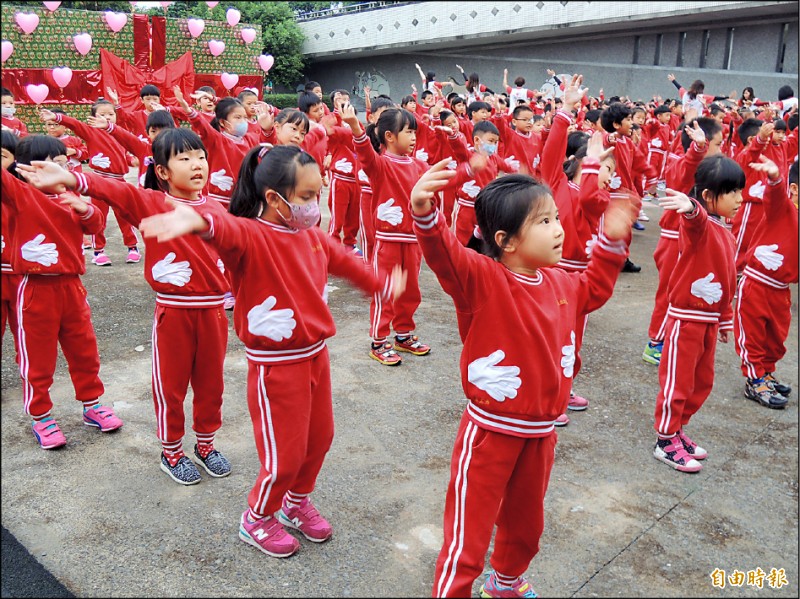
left=31, top=411, right=52, bottom=422
left=247, top=508, right=265, bottom=523
left=494, top=571, right=520, bottom=588
left=162, top=440, right=184, bottom=467
left=195, top=432, right=215, bottom=458
left=283, top=490, right=309, bottom=511
left=82, top=399, right=100, bottom=412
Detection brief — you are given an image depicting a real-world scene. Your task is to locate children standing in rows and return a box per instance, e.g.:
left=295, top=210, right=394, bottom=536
left=7, top=135, right=123, bottom=449
left=734, top=157, right=797, bottom=409
left=653, top=154, right=744, bottom=472
left=17, top=128, right=232, bottom=485
left=135, top=144, right=404, bottom=559
left=410, top=160, right=635, bottom=598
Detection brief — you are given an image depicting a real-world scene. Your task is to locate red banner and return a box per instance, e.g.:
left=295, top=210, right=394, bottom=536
left=133, top=14, right=150, bottom=71
left=151, top=16, right=167, bottom=70
left=0, top=69, right=103, bottom=104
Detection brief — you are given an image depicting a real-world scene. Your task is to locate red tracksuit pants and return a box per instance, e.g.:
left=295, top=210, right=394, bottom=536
left=732, top=202, right=764, bottom=273
left=734, top=275, right=792, bottom=379
left=654, top=318, right=717, bottom=437
left=2, top=272, right=20, bottom=351
left=432, top=414, right=557, bottom=598
left=150, top=304, right=227, bottom=445
left=442, top=187, right=457, bottom=228
left=246, top=348, right=333, bottom=518
left=15, top=274, right=104, bottom=419
left=91, top=196, right=139, bottom=251
left=453, top=202, right=476, bottom=246
left=358, top=188, right=375, bottom=263
left=328, top=175, right=361, bottom=247
left=647, top=237, right=679, bottom=342
left=370, top=240, right=422, bottom=341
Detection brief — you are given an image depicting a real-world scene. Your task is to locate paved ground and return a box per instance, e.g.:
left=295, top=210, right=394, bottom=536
left=1, top=178, right=797, bottom=598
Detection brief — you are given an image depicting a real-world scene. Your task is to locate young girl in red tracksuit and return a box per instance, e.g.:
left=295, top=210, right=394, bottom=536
left=41, top=103, right=141, bottom=266
left=6, top=135, right=123, bottom=450
left=2, top=131, right=20, bottom=351
left=136, top=144, right=401, bottom=559
left=734, top=157, right=797, bottom=409
left=342, top=105, right=433, bottom=366
left=19, top=128, right=232, bottom=485
left=653, top=154, right=744, bottom=473
left=325, top=109, right=363, bottom=254
left=410, top=162, right=634, bottom=599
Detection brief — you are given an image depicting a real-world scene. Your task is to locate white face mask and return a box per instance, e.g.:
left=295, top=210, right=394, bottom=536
left=2, top=106, right=16, bottom=117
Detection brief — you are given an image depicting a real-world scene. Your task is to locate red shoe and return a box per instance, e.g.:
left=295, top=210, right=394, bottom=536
left=554, top=413, right=570, bottom=427
left=567, top=391, right=588, bottom=411
left=393, top=334, right=431, bottom=356
left=370, top=342, right=402, bottom=366
left=277, top=497, right=332, bottom=543
left=32, top=418, right=67, bottom=449
left=238, top=511, right=299, bottom=558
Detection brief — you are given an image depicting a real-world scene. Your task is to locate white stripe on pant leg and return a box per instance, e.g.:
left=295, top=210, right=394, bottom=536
left=658, top=321, right=681, bottom=434
left=151, top=313, right=168, bottom=440
left=15, top=275, right=33, bottom=415
left=327, top=178, right=338, bottom=237
left=437, top=421, right=478, bottom=598
left=255, top=364, right=278, bottom=516
left=655, top=311, right=669, bottom=343
left=370, top=240, right=383, bottom=340
left=735, top=276, right=757, bottom=379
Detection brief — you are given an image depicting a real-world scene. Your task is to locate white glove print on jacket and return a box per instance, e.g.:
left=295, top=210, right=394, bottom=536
left=21, top=234, right=59, bottom=267
left=754, top=244, right=783, bottom=271
left=467, top=350, right=521, bottom=402
left=376, top=199, right=404, bottom=226
left=210, top=169, right=234, bottom=192
left=247, top=295, right=296, bottom=341
left=690, top=273, right=722, bottom=304
left=152, top=252, right=192, bottom=287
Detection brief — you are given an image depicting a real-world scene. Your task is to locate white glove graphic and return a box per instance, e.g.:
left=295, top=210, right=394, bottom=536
left=650, top=138, right=663, bottom=148
left=1, top=234, right=4, bottom=252
left=210, top=169, right=234, bottom=192
left=690, top=273, right=722, bottom=305
left=532, top=155, right=540, bottom=168
left=748, top=180, right=765, bottom=199
left=152, top=252, right=192, bottom=287
left=609, top=173, right=622, bottom=190
left=447, top=160, right=457, bottom=170
left=334, top=158, right=353, bottom=174
left=216, top=258, right=225, bottom=274
left=461, top=180, right=480, bottom=199
left=505, top=155, right=520, bottom=170
left=561, top=331, right=576, bottom=378
left=415, top=148, right=429, bottom=162
left=754, top=244, right=784, bottom=271
left=247, top=295, right=296, bottom=341
left=90, top=153, right=111, bottom=169
left=585, top=233, right=598, bottom=258
left=21, top=234, right=58, bottom=267
left=467, top=350, right=521, bottom=402
left=358, top=169, right=369, bottom=183
left=138, top=172, right=147, bottom=187
left=377, top=198, right=404, bottom=226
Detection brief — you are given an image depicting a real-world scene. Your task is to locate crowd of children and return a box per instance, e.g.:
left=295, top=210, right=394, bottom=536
left=1, top=62, right=797, bottom=598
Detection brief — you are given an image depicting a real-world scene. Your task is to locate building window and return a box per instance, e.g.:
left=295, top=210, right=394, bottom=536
left=723, top=27, right=734, bottom=70
left=699, top=30, right=710, bottom=68
left=654, top=33, right=662, bottom=66
left=676, top=31, right=686, bottom=67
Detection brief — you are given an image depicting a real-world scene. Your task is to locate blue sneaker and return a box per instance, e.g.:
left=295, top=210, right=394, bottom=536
left=642, top=341, right=663, bottom=365
left=480, top=571, right=538, bottom=598
left=632, top=221, right=646, bottom=231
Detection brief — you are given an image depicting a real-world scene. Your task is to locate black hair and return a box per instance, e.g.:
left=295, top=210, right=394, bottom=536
left=691, top=154, right=745, bottom=213
left=740, top=87, right=755, bottom=101
left=365, top=108, right=417, bottom=153
left=532, top=115, right=544, bottom=124
left=778, top=85, right=794, bottom=102
left=708, top=103, right=725, bottom=116
left=426, top=71, right=436, bottom=82
left=50, top=108, right=66, bottom=115
left=631, top=123, right=641, bottom=132
left=91, top=99, right=115, bottom=117
left=210, top=97, right=244, bottom=131
left=328, top=88, right=349, bottom=103
left=465, top=73, right=480, bottom=93
left=450, top=96, right=465, bottom=110
left=607, top=95, right=621, bottom=104
left=439, top=109, right=455, bottom=124
left=788, top=113, right=798, bottom=131
left=585, top=109, right=602, bottom=124
left=789, top=160, right=798, bottom=186
left=473, top=121, right=499, bottom=137
left=474, top=174, right=553, bottom=260
left=420, top=90, right=433, bottom=101
left=298, top=91, right=323, bottom=114
left=681, top=117, right=723, bottom=152
left=230, top=144, right=318, bottom=219
left=554, top=97, right=563, bottom=105
left=305, top=81, right=321, bottom=92
left=773, top=119, right=788, bottom=132
left=737, top=118, right=763, bottom=146
left=144, top=128, right=206, bottom=192
left=196, top=86, right=216, bottom=96
left=237, top=89, right=258, bottom=102
left=446, top=92, right=460, bottom=104
left=140, top=84, right=161, bottom=98
left=563, top=132, right=589, bottom=180
left=514, top=76, right=525, bottom=88
left=601, top=102, right=631, bottom=133
left=631, top=106, right=646, bottom=118
left=512, top=104, right=534, bottom=119
left=687, top=80, right=705, bottom=100
left=654, top=104, right=672, bottom=116
left=370, top=96, right=396, bottom=116
left=2, top=129, right=18, bottom=159
left=1, top=87, right=13, bottom=98
left=376, top=94, right=392, bottom=101
left=146, top=109, right=176, bottom=132
left=15, top=134, right=67, bottom=166
left=274, top=108, right=310, bottom=134
left=400, top=95, right=416, bottom=107
left=467, top=101, right=491, bottom=120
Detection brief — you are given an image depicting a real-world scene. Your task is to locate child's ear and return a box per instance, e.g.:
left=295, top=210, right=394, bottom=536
left=155, top=164, right=169, bottom=182
left=494, top=230, right=515, bottom=254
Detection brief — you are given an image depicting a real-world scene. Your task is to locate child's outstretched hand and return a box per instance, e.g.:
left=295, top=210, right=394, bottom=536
left=684, top=120, right=707, bottom=146
left=748, top=156, right=780, bottom=181
left=105, top=87, right=119, bottom=104
left=602, top=192, right=638, bottom=240
left=87, top=115, right=109, bottom=129
left=390, top=264, right=407, bottom=302
left=562, top=74, right=585, bottom=107
left=172, top=86, right=191, bottom=113
left=757, top=122, right=774, bottom=143
left=59, top=192, right=90, bottom=215
left=38, top=108, right=57, bottom=122
left=138, top=198, right=207, bottom=242
left=16, top=160, right=75, bottom=194
left=469, top=153, right=488, bottom=173
left=411, top=83, right=417, bottom=94
left=659, top=189, right=695, bottom=213
left=340, top=102, right=362, bottom=135
left=410, top=158, right=456, bottom=214
left=585, top=131, right=613, bottom=162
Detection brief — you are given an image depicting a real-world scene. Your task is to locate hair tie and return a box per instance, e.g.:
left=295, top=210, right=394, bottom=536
left=473, top=225, right=483, bottom=240
left=257, top=143, right=272, bottom=163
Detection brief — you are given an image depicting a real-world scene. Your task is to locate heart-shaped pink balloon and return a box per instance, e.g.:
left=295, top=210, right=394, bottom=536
left=160, top=1, right=173, bottom=7
left=26, top=83, right=50, bottom=105
left=206, top=1, right=219, bottom=7
left=52, top=66, right=73, bottom=88
left=1, top=41, right=13, bottom=63
left=73, top=33, right=93, bottom=56
left=258, top=54, right=274, bottom=73
left=226, top=8, right=240, bottom=26
left=104, top=11, right=127, bottom=33
left=220, top=72, right=239, bottom=90
left=15, top=13, right=40, bottom=35
left=240, top=28, right=256, bottom=44
left=187, top=18, right=205, bottom=38
left=208, top=40, right=225, bottom=57
left=43, top=2, right=62, bottom=11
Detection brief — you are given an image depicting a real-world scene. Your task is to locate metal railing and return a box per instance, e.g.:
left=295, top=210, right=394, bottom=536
left=295, top=1, right=418, bottom=22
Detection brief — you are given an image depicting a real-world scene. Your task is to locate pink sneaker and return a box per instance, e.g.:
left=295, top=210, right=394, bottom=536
left=277, top=497, right=333, bottom=543
left=126, top=247, right=141, bottom=263
left=480, top=571, right=538, bottom=598
left=92, top=252, right=111, bottom=266
left=554, top=413, right=570, bottom=427
left=677, top=428, right=708, bottom=460
left=567, top=391, right=589, bottom=411
left=83, top=404, right=124, bottom=432
left=238, top=511, right=299, bottom=558
left=223, top=292, right=235, bottom=311
left=32, top=418, right=67, bottom=449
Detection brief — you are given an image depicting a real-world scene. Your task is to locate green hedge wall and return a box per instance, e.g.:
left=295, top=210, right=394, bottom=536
left=265, top=94, right=333, bottom=110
